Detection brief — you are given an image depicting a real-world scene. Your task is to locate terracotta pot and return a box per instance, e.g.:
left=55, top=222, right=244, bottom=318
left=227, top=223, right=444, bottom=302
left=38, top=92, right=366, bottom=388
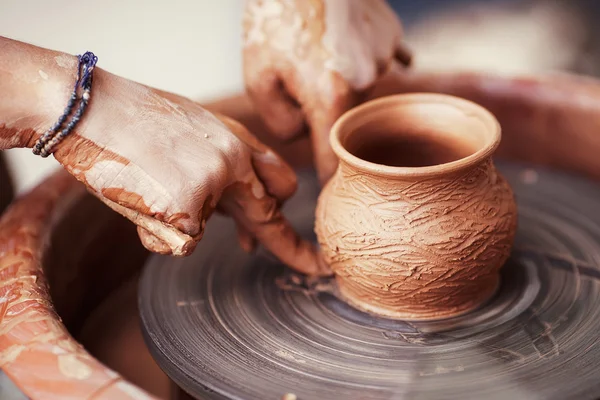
left=315, top=93, right=518, bottom=320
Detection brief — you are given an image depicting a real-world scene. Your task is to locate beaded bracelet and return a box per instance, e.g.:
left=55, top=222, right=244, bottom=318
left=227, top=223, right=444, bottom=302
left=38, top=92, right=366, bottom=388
left=33, top=51, right=98, bottom=157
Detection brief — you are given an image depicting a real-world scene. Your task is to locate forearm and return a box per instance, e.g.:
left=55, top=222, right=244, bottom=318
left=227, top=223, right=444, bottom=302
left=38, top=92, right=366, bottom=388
left=0, top=36, right=77, bottom=150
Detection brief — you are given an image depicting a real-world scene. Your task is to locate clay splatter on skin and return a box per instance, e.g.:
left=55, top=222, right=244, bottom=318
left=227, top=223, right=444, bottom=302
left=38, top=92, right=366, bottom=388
left=322, top=0, right=404, bottom=90
left=86, top=159, right=172, bottom=215
left=3, top=35, right=324, bottom=276
left=64, top=73, right=266, bottom=250
left=30, top=70, right=296, bottom=262
left=54, top=54, right=77, bottom=69
left=243, top=0, right=407, bottom=89
left=244, top=0, right=285, bottom=45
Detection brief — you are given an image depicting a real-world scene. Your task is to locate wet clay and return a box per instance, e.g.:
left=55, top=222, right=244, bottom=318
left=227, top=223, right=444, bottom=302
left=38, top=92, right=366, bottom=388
left=315, top=93, right=518, bottom=320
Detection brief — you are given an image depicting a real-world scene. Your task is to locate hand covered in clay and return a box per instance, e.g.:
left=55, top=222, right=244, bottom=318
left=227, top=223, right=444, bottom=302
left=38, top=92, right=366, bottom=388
left=243, top=0, right=411, bottom=183
left=48, top=70, right=327, bottom=275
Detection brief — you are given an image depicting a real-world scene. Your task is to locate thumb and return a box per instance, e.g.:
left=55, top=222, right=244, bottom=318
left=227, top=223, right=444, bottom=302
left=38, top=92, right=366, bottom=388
left=305, top=74, right=361, bottom=185
left=245, top=68, right=305, bottom=141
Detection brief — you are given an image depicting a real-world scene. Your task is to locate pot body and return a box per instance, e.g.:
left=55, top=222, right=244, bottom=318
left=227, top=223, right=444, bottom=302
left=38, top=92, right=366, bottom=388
left=316, top=156, right=517, bottom=320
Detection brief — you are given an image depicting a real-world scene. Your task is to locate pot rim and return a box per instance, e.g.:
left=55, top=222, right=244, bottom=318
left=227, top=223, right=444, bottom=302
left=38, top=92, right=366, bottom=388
left=330, top=93, right=501, bottom=177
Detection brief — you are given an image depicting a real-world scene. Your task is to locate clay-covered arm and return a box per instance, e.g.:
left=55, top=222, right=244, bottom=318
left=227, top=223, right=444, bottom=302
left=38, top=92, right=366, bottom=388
left=0, top=36, right=328, bottom=275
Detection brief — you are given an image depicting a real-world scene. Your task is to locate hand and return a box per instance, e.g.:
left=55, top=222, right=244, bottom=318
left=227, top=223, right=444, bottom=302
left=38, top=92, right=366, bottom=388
left=47, top=69, right=328, bottom=276
left=243, top=0, right=411, bottom=183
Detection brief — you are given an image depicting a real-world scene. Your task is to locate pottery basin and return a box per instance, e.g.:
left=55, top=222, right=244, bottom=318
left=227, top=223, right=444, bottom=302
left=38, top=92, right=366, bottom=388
left=2, top=68, right=600, bottom=399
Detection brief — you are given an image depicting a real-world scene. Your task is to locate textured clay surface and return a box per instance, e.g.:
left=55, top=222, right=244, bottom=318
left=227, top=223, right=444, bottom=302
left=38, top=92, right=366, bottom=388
left=316, top=156, right=517, bottom=320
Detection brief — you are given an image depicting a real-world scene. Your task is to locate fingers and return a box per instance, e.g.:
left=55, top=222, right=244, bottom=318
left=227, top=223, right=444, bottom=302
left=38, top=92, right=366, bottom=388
left=211, top=113, right=319, bottom=269
left=307, top=110, right=338, bottom=186
left=251, top=150, right=297, bottom=202
left=220, top=179, right=331, bottom=276
left=213, top=112, right=298, bottom=202
left=305, top=74, right=360, bottom=185
left=245, top=69, right=305, bottom=140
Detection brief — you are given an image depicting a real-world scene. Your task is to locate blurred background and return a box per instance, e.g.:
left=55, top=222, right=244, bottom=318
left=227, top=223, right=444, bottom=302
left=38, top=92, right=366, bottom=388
left=2, top=0, right=600, bottom=398
left=2, top=0, right=600, bottom=195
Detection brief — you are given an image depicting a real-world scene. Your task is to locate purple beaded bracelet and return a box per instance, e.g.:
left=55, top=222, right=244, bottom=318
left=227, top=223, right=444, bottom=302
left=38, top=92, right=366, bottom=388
left=33, top=52, right=98, bottom=157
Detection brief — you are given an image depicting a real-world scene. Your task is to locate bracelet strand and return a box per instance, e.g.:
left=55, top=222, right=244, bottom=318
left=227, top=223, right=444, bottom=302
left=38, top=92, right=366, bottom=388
left=33, top=51, right=97, bottom=157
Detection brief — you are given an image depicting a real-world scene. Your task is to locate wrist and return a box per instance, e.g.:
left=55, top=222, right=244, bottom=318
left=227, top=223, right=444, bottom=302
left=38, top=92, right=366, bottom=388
left=26, top=55, right=80, bottom=149
left=0, top=38, right=79, bottom=149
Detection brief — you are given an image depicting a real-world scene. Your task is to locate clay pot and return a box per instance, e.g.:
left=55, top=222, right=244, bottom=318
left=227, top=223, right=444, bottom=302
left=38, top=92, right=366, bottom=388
left=315, top=93, right=518, bottom=320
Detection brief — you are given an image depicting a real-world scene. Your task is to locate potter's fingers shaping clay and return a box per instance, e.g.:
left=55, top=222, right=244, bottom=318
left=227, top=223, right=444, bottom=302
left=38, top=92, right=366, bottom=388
left=244, top=68, right=305, bottom=140
left=220, top=178, right=331, bottom=276
left=307, top=75, right=359, bottom=185
left=251, top=150, right=298, bottom=202
left=308, top=112, right=338, bottom=185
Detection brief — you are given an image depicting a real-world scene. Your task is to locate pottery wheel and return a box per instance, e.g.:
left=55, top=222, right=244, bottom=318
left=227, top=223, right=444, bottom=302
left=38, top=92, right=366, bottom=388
left=139, top=163, right=600, bottom=400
